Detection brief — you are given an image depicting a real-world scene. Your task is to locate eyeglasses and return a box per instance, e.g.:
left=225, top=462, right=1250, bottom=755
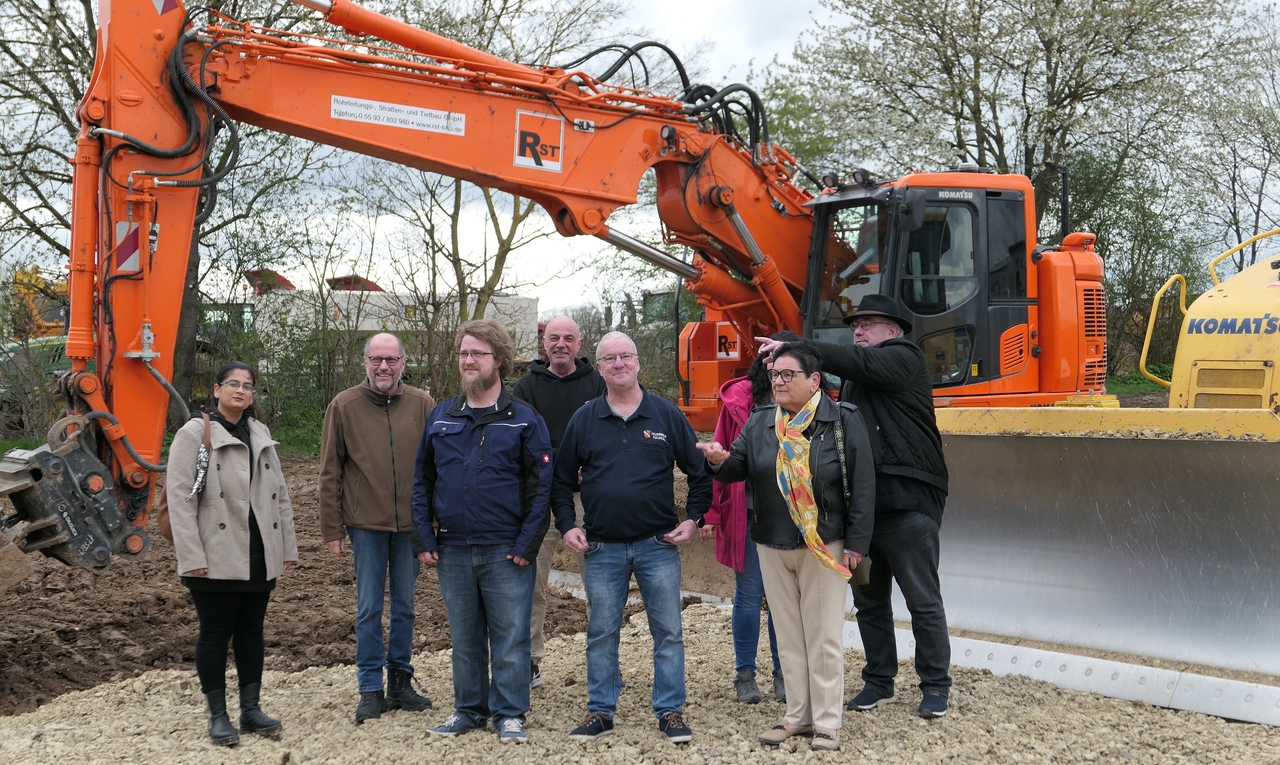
left=851, top=318, right=892, bottom=331
left=457, top=350, right=495, bottom=360
left=219, top=380, right=256, bottom=392
left=767, top=369, right=808, bottom=383
left=366, top=355, right=403, bottom=367
left=597, top=352, right=639, bottom=365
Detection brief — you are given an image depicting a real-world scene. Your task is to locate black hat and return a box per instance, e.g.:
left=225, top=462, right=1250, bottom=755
left=842, top=294, right=913, bottom=334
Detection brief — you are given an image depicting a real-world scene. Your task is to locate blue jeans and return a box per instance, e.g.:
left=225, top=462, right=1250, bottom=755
left=436, top=544, right=535, bottom=725
left=734, top=538, right=781, bottom=677
left=349, top=527, right=420, bottom=693
left=583, top=536, right=685, bottom=719
left=851, top=511, right=953, bottom=695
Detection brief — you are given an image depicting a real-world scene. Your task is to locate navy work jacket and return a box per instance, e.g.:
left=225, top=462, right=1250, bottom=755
left=412, top=388, right=553, bottom=560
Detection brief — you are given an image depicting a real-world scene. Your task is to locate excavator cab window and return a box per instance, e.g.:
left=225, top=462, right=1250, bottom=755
left=987, top=198, right=1027, bottom=299
left=919, top=327, right=975, bottom=385
left=901, top=205, right=979, bottom=316
left=812, top=202, right=889, bottom=342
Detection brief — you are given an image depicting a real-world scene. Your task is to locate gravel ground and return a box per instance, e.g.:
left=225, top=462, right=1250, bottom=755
left=2, top=604, right=1279, bottom=765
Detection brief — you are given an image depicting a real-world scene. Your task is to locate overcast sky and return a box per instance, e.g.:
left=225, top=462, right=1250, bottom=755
left=517, top=0, right=831, bottom=314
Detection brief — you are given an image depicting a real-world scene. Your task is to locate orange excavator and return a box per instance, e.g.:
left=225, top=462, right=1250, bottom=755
left=36, top=0, right=1277, bottom=691
left=0, top=0, right=1102, bottom=595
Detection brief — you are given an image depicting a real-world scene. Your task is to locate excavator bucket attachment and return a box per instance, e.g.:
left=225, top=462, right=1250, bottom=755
left=937, top=408, right=1280, bottom=675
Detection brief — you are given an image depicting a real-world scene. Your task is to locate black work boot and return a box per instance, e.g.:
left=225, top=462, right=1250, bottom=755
left=204, top=688, right=240, bottom=746
left=355, top=689, right=386, bottom=724
left=239, top=682, right=283, bottom=738
left=386, top=667, right=432, bottom=712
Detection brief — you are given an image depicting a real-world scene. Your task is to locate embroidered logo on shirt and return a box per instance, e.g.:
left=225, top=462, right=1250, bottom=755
left=542, top=453, right=551, bottom=463
left=643, top=430, right=667, bottom=442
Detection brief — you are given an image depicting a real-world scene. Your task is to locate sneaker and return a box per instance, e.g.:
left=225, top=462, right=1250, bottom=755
left=734, top=672, right=763, bottom=704
left=847, top=686, right=896, bottom=711
left=428, top=713, right=484, bottom=737
left=811, top=726, right=840, bottom=751
left=354, top=690, right=385, bottom=724
left=757, top=722, right=812, bottom=746
left=918, top=691, right=948, bottom=718
left=658, top=712, right=692, bottom=743
left=530, top=663, right=543, bottom=690
left=499, top=718, right=528, bottom=744
left=568, top=712, right=614, bottom=740
left=773, top=674, right=786, bottom=703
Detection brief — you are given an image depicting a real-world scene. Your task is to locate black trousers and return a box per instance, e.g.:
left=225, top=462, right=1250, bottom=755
left=189, top=589, right=272, bottom=693
left=850, top=511, right=953, bottom=694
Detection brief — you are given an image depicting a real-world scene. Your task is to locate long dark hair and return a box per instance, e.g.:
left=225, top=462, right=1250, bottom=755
left=211, top=360, right=261, bottom=420
left=748, top=330, right=802, bottom=406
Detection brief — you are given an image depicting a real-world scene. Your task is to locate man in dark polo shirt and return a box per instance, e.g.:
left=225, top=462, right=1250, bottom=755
left=758, top=294, right=952, bottom=719
left=551, top=331, right=711, bottom=745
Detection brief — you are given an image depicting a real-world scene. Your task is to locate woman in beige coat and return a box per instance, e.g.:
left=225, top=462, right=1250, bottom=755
left=167, top=361, right=298, bottom=747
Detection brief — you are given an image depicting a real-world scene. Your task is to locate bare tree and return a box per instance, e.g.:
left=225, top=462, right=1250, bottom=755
left=788, top=0, right=1250, bottom=230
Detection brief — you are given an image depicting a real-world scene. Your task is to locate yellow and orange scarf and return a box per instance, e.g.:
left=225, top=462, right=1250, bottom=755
left=774, top=391, right=851, bottom=580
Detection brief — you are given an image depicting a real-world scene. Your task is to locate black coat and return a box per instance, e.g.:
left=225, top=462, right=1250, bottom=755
left=708, top=395, right=876, bottom=555
left=512, top=358, right=606, bottom=451
left=814, top=338, right=949, bottom=493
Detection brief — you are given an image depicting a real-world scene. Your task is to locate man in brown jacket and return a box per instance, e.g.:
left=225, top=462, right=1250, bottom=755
left=320, top=332, right=435, bottom=724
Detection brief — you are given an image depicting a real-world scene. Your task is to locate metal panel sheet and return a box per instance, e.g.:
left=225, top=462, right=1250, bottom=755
left=939, top=434, right=1280, bottom=675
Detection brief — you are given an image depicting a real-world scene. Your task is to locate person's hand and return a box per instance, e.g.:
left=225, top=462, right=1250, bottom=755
left=699, top=523, right=716, bottom=540
left=184, top=568, right=208, bottom=576
left=284, top=560, right=296, bottom=570
left=418, top=550, right=439, bottom=565
left=696, top=441, right=730, bottom=466
left=843, top=551, right=863, bottom=570
left=755, top=336, right=783, bottom=358
left=664, top=519, right=698, bottom=545
left=562, top=527, right=589, bottom=553
left=507, top=554, right=531, bottom=566
left=326, top=539, right=345, bottom=556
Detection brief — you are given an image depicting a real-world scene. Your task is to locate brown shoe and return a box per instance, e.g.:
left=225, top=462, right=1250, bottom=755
left=811, top=726, right=840, bottom=751
left=757, top=722, right=813, bottom=746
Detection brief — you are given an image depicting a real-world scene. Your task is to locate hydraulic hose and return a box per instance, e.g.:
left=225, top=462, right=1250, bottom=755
left=83, top=412, right=167, bottom=473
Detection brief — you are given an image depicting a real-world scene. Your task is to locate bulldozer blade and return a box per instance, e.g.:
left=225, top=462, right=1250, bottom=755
left=939, top=432, right=1280, bottom=676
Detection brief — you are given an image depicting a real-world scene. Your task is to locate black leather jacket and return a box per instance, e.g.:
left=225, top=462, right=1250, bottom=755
left=707, top=395, right=876, bottom=554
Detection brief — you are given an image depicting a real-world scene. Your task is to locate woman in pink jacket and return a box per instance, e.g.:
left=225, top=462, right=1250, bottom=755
left=700, top=331, right=798, bottom=704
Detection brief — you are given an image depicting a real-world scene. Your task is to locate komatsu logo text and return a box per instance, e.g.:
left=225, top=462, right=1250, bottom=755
left=938, top=190, right=974, bottom=199
left=1186, top=316, right=1280, bottom=334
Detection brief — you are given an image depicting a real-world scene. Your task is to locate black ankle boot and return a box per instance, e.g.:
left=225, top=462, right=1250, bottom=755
left=386, top=667, right=432, bottom=712
left=239, top=682, right=283, bottom=737
left=204, top=689, right=240, bottom=746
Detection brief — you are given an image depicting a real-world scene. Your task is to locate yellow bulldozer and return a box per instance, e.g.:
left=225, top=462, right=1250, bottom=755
left=938, top=231, right=1280, bottom=690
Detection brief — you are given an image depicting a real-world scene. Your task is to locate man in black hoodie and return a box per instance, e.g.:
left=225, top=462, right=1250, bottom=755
left=512, top=316, right=605, bottom=689
left=758, top=294, right=953, bottom=720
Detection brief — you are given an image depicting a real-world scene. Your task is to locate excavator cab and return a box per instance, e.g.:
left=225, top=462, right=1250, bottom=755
left=803, top=170, right=1104, bottom=406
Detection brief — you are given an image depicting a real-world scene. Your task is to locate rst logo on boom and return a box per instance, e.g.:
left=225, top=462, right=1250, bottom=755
left=1186, top=316, right=1280, bottom=334
left=514, top=111, right=565, bottom=172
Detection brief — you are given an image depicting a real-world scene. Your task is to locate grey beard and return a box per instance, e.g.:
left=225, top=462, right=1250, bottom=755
left=461, top=370, right=500, bottom=399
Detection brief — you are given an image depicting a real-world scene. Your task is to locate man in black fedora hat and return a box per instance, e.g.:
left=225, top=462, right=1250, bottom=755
left=756, top=294, right=952, bottom=719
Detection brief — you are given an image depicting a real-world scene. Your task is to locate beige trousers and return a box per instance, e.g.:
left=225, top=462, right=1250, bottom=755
left=758, top=541, right=848, bottom=730
left=531, top=495, right=586, bottom=662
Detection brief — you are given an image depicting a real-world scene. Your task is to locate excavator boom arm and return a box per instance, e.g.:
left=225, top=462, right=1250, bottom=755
left=0, top=0, right=814, bottom=578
